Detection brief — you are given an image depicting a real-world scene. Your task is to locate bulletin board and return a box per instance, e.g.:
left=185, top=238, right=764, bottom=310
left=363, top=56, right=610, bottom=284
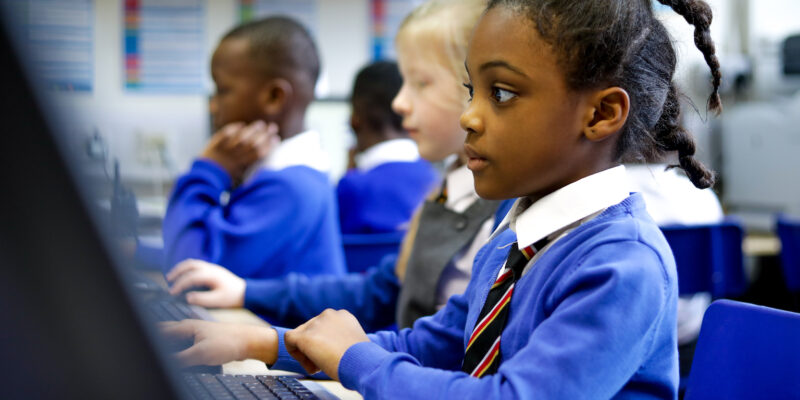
left=370, top=0, right=423, bottom=61
left=3, top=0, right=94, bottom=92
left=123, top=0, right=206, bottom=93
left=238, top=0, right=318, bottom=37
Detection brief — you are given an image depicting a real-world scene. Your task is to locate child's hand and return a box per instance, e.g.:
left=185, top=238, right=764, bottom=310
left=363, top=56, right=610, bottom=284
left=166, top=259, right=246, bottom=308
left=284, top=309, right=369, bottom=380
left=201, top=120, right=280, bottom=183
left=160, top=320, right=278, bottom=366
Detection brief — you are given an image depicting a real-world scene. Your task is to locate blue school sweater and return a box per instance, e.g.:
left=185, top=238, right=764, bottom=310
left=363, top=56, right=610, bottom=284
left=243, top=199, right=514, bottom=329
left=162, top=159, right=345, bottom=280
left=337, top=159, right=438, bottom=234
left=272, top=194, right=679, bottom=399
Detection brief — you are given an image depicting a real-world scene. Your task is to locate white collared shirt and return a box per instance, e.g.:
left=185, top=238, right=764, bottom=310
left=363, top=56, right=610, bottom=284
left=626, top=164, right=723, bottom=225
left=355, top=138, right=420, bottom=172
left=490, top=165, right=631, bottom=276
left=244, top=130, right=330, bottom=182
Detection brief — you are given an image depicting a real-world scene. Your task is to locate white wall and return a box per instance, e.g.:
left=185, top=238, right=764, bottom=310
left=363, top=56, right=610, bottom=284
left=52, top=0, right=370, bottom=198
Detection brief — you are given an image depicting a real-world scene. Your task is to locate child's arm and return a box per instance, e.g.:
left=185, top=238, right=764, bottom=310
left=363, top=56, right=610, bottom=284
left=287, top=241, right=674, bottom=399
left=162, top=162, right=341, bottom=278
left=167, top=255, right=400, bottom=331
left=161, top=320, right=279, bottom=367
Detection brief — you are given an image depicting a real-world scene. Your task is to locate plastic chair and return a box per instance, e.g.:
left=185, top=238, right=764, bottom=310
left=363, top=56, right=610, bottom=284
left=684, top=299, right=800, bottom=400
left=342, top=230, right=406, bottom=273
left=776, top=214, right=800, bottom=293
left=660, top=219, right=747, bottom=298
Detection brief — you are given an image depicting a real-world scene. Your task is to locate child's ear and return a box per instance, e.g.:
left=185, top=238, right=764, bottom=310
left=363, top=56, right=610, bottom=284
left=258, top=78, right=294, bottom=117
left=349, top=113, right=361, bottom=133
left=582, top=87, right=629, bottom=142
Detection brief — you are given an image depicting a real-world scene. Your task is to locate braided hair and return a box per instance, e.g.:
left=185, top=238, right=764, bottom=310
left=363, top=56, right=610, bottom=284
left=487, top=0, right=722, bottom=188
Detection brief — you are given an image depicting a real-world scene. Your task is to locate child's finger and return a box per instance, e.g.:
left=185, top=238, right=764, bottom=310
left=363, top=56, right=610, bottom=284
left=160, top=320, right=196, bottom=339
left=297, top=356, right=321, bottom=376
left=185, top=289, right=226, bottom=308
left=230, top=120, right=265, bottom=150
left=175, top=342, right=211, bottom=367
left=264, top=122, right=279, bottom=137
left=249, top=132, right=276, bottom=159
left=218, top=122, right=248, bottom=150
left=168, top=270, right=214, bottom=296
left=166, top=258, right=203, bottom=282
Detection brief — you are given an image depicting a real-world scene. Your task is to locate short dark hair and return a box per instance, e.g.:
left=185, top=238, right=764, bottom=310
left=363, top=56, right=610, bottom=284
left=351, top=61, right=404, bottom=133
left=488, top=0, right=722, bottom=188
left=223, top=16, right=320, bottom=103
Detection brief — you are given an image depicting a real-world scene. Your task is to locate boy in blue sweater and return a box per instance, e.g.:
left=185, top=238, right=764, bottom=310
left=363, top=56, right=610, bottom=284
left=337, top=61, right=438, bottom=234
left=162, top=17, right=345, bottom=280
left=165, top=0, right=724, bottom=398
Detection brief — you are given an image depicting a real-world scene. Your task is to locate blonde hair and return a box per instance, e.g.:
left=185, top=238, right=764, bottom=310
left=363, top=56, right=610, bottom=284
left=397, top=0, right=487, bottom=91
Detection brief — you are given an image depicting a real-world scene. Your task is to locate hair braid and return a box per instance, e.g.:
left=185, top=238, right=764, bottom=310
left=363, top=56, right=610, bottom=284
left=653, top=85, right=716, bottom=188
left=656, top=0, right=722, bottom=114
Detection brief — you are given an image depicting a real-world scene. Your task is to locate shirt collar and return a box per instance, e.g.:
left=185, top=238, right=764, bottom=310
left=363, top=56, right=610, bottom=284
left=266, top=129, right=329, bottom=172
left=355, top=138, right=420, bottom=172
left=244, top=130, right=329, bottom=183
left=490, top=165, right=630, bottom=248
left=445, top=164, right=476, bottom=208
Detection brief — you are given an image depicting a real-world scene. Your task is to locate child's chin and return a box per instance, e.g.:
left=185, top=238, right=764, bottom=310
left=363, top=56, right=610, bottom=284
left=474, top=180, right=508, bottom=201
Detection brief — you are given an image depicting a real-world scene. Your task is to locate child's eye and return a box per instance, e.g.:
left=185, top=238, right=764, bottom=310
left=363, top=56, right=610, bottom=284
left=491, top=87, right=517, bottom=103
left=462, top=83, right=474, bottom=100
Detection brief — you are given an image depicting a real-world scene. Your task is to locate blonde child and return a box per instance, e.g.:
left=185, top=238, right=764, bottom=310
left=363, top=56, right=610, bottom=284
left=167, top=0, right=723, bottom=398
left=165, top=0, right=511, bottom=330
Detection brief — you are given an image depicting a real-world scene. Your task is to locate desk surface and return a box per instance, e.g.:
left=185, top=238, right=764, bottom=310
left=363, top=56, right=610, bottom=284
left=743, top=234, right=781, bottom=257
left=208, top=309, right=362, bottom=400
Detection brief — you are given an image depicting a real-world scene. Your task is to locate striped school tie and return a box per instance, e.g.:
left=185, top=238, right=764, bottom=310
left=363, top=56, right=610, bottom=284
left=461, top=239, right=545, bottom=377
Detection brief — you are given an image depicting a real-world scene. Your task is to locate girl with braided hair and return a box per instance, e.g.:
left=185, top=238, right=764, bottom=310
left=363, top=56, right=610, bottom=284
left=165, top=1, right=722, bottom=398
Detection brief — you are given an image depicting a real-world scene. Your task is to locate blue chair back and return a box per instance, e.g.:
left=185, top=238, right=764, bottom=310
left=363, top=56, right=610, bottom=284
left=660, top=220, right=747, bottom=298
left=342, top=231, right=406, bottom=273
left=684, top=300, right=800, bottom=400
left=777, top=214, right=800, bottom=292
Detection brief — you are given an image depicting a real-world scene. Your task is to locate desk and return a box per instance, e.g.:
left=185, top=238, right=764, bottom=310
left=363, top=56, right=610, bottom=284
left=208, top=308, right=362, bottom=400
left=743, top=233, right=781, bottom=257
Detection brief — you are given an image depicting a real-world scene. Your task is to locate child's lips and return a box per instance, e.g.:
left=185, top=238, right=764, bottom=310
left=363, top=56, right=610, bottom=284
left=464, top=144, right=489, bottom=171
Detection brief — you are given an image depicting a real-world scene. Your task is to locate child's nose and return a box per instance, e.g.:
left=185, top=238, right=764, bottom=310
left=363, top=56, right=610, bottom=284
left=391, top=84, right=411, bottom=116
left=460, top=103, right=483, bottom=134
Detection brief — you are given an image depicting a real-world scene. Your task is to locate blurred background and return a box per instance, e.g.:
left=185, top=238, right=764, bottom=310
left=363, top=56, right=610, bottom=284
left=2, top=0, right=798, bottom=237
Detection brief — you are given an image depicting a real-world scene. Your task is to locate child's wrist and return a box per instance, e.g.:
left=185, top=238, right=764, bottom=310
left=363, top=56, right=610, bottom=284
left=243, top=326, right=278, bottom=365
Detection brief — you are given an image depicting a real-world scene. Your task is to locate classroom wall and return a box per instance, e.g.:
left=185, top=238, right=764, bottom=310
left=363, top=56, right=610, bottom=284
left=52, top=0, right=370, bottom=199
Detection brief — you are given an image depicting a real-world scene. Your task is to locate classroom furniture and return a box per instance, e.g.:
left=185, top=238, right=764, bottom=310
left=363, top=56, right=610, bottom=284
left=776, top=214, right=800, bottom=293
left=660, top=220, right=748, bottom=298
left=683, top=300, right=800, bottom=400
left=342, top=231, right=405, bottom=273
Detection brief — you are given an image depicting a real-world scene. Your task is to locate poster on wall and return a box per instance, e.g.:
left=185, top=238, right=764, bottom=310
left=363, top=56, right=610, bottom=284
left=2, top=0, right=94, bottom=92
left=238, top=0, right=318, bottom=37
left=370, top=0, right=423, bottom=61
left=124, top=0, right=206, bottom=93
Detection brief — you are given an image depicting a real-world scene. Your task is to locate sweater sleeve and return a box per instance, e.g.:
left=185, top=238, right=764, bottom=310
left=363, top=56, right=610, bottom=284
left=243, top=254, right=400, bottom=330
left=337, top=240, right=675, bottom=400
left=162, top=160, right=341, bottom=279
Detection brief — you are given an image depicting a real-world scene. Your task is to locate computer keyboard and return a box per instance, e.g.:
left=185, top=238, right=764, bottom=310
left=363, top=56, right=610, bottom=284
left=148, top=297, right=206, bottom=321
left=184, top=374, right=321, bottom=400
